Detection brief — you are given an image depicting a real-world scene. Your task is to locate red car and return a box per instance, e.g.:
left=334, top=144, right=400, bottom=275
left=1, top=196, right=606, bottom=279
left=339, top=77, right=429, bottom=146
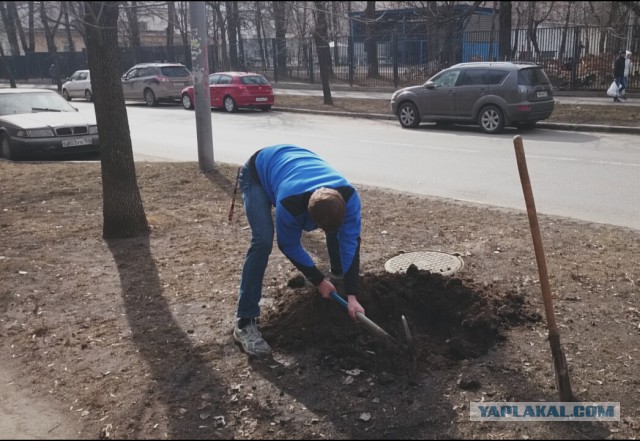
left=181, top=71, right=274, bottom=112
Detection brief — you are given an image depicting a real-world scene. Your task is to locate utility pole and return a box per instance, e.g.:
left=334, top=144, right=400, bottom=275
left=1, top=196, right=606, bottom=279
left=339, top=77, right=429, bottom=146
left=189, top=1, right=214, bottom=172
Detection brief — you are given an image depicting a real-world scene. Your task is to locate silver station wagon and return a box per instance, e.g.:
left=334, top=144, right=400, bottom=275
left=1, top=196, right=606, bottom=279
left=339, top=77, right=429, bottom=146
left=391, top=62, right=555, bottom=134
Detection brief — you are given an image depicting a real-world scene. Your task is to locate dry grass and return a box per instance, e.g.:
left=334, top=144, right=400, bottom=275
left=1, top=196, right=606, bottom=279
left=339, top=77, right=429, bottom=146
left=274, top=94, right=639, bottom=126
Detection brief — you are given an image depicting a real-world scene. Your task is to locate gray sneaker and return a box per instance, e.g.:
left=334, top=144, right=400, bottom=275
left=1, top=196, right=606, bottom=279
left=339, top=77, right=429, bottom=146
left=233, top=320, right=272, bottom=357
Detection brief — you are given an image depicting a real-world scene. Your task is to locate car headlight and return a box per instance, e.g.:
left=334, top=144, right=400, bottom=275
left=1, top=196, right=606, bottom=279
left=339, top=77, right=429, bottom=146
left=16, top=128, right=55, bottom=138
left=89, top=125, right=98, bottom=135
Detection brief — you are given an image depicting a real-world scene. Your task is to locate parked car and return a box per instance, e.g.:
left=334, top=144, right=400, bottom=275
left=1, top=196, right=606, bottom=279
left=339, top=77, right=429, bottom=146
left=390, top=62, right=555, bottom=134
left=121, top=62, right=192, bottom=106
left=62, top=70, right=93, bottom=102
left=0, top=89, right=99, bottom=160
left=181, top=72, right=274, bottom=112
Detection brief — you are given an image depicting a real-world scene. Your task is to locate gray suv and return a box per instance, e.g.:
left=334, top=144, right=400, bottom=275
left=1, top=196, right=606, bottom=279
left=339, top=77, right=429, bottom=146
left=391, top=62, right=554, bottom=134
left=121, top=63, right=192, bottom=106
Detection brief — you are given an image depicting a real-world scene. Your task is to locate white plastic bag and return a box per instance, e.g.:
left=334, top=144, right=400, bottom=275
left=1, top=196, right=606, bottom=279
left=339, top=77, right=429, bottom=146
left=606, top=81, right=620, bottom=97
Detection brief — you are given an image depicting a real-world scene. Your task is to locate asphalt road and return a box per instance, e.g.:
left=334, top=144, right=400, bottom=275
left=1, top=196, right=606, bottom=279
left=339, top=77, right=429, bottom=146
left=66, top=101, right=640, bottom=232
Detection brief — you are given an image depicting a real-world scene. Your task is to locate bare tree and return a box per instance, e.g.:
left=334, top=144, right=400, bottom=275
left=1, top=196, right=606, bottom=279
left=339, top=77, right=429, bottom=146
left=84, top=0, right=149, bottom=239
left=62, top=1, right=76, bottom=52
left=526, top=1, right=555, bottom=59
left=498, top=1, right=512, bottom=60
left=122, top=1, right=141, bottom=63
left=210, top=1, right=230, bottom=70
left=364, top=1, right=379, bottom=77
left=40, top=2, right=64, bottom=90
left=273, top=1, right=287, bottom=78
left=0, top=1, right=22, bottom=55
left=313, top=0, right=333, bottom=103
left=13, top=1, right=36, bottom=53
left=0, top=43, right=17, bottom=87
left=225, top=1, right=239, bottom=69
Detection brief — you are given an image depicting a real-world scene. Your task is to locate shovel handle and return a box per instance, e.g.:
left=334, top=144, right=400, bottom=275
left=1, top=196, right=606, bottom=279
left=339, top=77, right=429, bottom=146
left=329, top=291, right=396, bottom=342
left=513, top=135, right=558, bottom=332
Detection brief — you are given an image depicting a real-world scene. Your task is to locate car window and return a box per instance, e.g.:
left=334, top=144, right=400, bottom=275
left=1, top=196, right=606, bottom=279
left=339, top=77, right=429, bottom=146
left=518, top=67, right=551, bottom=86
left=487, top=69, right=508, bottom=85
left=432, top=70, right=461, bottom=87
left=70, top=72, right=81, bottom=81
left=0, top=92, right=75, bottom=115
left=456, top=69, right=487, bottom=86
left=125, top=69, right=138, bottom=80
left=137, top=67, right=152, bottom=77
left=209, top=75, right=219, bottom=84
left=160, top=66, right=190, bottom=77
left=240, top=75, right=269, bottom=85
left=78, top=72, right=88, bottom=80
left=218, top=75, right=232, bottom=85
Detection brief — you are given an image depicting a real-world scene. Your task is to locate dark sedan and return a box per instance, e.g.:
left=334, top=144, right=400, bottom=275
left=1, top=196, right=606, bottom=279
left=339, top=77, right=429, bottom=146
left=0, top=88, right=99, bottom=160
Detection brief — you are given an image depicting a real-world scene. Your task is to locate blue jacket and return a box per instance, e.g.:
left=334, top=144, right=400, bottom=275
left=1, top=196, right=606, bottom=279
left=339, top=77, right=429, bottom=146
left=250, top=145, right=361, bottom=295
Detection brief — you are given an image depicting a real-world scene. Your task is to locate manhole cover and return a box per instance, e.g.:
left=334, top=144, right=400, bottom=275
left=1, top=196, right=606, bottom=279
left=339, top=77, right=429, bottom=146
left=384, top=251, right=464, bottom=276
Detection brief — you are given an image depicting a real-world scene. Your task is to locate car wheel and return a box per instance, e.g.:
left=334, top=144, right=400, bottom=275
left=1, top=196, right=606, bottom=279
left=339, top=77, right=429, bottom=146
left=85, top=90, right=93, bottom=102
left=144, top=88, right=158, bottom=107
left=259, top=105, right=272, bottom=112
left=62, top=89, right=71, bottom=101
left=182, top=93, right=194, bottom=110
left=223, top=96, right=238, bottom=113
left=397, top=102, right=421, bottom=128
left=478, top=105, right=505, bottom=134
left=0, top=133, right=14, bottom=160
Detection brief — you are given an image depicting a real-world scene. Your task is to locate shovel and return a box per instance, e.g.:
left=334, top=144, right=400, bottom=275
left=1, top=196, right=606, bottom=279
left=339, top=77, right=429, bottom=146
left=330, top=291, right=417, bottom=373
left=513, top=135, right=576, bottom=402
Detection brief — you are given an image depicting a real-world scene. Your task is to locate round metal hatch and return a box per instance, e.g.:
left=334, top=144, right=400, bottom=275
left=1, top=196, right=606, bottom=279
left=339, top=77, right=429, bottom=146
left=384, top=251, right=464, bottom=276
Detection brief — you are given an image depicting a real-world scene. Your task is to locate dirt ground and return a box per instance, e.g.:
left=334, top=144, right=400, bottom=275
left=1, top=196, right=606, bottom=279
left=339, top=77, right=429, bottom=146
left=1, top=98, right=640, bottom=440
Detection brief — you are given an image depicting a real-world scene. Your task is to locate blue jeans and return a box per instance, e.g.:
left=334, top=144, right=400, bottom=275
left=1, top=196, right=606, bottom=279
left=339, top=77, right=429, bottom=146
left=236, top=164, right=342, bottom=318
left=237, top=164, right=274, bottom=318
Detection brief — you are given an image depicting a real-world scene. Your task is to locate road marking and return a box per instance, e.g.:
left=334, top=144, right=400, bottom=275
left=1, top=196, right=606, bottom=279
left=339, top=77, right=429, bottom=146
left=529, top=155, right=640, bottom=168
left=364, top=139, right=479, bottom=153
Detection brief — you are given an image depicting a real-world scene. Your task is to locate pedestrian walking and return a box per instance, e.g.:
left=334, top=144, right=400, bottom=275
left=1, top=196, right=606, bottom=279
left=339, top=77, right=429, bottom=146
left=623, top=50, right=633, bottom=100
left=613, top=51, right=626, bottom=102
left=49, top=63, right=57, bottom=84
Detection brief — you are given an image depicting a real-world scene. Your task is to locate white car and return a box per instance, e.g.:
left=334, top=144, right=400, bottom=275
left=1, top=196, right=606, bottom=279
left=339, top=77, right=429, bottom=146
left=0, top=88, right=99, bottom=160
left=62, top=70, right=93, bottom=102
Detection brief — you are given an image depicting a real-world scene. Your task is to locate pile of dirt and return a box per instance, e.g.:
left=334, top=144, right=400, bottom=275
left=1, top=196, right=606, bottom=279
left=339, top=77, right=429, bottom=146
left=267, top=265, right=541, bottom=374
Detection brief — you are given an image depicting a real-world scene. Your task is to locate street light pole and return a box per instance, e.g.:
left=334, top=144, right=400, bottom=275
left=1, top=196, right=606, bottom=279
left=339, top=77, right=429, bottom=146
left=189, top=1, right=214, bottom=172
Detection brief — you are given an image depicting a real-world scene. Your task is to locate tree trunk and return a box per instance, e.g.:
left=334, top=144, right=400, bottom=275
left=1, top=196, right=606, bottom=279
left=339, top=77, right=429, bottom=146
left=313, top=0, right=332, bottom=104
left=167, top=1, right=175, bottom=46
left=226, top=1, right=239, bottom=69
left=558, top=2, right=572, bottom=62
left=365, top=1, right=378, bottom=77
left=0, top=1, right=22, bottom=55
left=12, top=0, right=34, bottom=53
left=255, top=1, right=266, bottom=69
left=125, top=1, right=141, bottom=64
left=273, top=1, right=287, bottom=78
left=84, top=1, right=149, bottom=240
left=63, top=2, right=76, bottom=52
left=498, top=1, right=512, bottom=61
left=40, top=2, right=64, bottom=90
left=213, top=3, right=229, bottom=70
left=0, top=44, right=17, bottom=87
left=235, top=2, right=245, bottom=70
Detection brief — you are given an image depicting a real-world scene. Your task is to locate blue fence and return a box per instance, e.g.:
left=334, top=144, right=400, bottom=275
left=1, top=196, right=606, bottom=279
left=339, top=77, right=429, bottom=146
left=1, top=24, right=638, bottom=91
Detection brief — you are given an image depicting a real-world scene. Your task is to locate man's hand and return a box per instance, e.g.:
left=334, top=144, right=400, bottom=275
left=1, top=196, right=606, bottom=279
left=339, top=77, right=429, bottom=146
left=347, top=295, right=365, bottom=321
left=317, top=279, right=336, bottom=299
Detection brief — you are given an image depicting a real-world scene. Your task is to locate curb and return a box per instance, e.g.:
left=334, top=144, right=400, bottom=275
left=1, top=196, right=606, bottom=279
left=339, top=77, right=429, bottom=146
left=273, top=107, right=640, bottom=134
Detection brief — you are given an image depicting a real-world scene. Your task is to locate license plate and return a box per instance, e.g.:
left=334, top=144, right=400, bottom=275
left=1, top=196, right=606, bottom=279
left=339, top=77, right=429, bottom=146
left=62, top=137, right=92, bottom=148
left=536, top=91, right=548, bottom=98
left=256, top=97, right=268, bottom=102
left=173, top=82, right=185, bottom=87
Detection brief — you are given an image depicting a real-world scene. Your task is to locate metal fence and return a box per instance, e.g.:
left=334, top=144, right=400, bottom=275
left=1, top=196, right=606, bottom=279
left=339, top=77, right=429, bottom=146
left=1, top=24, right=638, bottom=92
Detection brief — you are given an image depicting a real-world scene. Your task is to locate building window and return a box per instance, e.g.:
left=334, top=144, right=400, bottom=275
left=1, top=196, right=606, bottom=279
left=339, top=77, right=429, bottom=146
left=138, top=21, right=147, bottom=31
